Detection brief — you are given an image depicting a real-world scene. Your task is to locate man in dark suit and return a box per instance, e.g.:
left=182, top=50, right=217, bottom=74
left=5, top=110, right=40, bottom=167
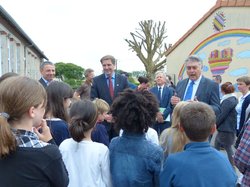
left=39, top=61, right=55, bottom=88
left=150, top=71, right=174, bottom=135
left=91, top=55, right=128, bottom=139
left=91, top=55, right=128, bottom=105
left=171, top=55, right=220, bottom=116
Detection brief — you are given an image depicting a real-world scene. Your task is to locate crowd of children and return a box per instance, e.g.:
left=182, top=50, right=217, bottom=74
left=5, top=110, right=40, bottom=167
left=0, top=71, right=250, bottom=187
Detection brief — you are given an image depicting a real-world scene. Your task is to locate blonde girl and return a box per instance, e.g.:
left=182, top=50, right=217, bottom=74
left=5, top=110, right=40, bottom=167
left=159, top=101, right=189, bottom=158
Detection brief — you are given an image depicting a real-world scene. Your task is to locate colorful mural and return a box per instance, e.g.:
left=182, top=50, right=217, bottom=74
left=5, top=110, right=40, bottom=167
left=208, top=48, right=233, bottom=76
left=178, top=29, right=250, bottom=80
left=213, top=11, right=226, bottom=32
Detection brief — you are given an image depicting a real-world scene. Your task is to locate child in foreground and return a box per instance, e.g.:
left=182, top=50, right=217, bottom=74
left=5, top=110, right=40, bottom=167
left=159, top=101, right=189, bottom=158
left=59, top=100, right=112, bottom=187
left=109, top=89, right=163, bottom=187
left=0, top=76, right=68, bottom=187
left=160, top=102, right=237, bottom=187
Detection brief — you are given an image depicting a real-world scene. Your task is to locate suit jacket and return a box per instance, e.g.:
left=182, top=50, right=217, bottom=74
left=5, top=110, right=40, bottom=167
left=91, top=73, right=128, bottom=105
left=239, top=94, right=250, bottom=132
left=39, top=77, right=47, bottom=88
left=175, top=76, right=220, bottom=116
left=216, top=96, right=238, bottom=133
left=150, top=85, right=174, bottom=120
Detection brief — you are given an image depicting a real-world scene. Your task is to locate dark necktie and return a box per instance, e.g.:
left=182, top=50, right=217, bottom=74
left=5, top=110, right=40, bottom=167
left=109, top=76, right=114, bottom=99
left=184, top=81, right=195, bottom=101
left=157, top=86, right=162, bottom=102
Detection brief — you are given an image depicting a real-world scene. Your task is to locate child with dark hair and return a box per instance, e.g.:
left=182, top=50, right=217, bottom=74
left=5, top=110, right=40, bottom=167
left=215, top=82, right=238, bottom=166
left=109, top=89, right=163, bottom=187
left=59, top=100, right=112, bottom=187
left=137, top=76, right=150, bottom=91
left=160, top=102, right=237, bottom=187
left=45, top=81, right=73, bottom=145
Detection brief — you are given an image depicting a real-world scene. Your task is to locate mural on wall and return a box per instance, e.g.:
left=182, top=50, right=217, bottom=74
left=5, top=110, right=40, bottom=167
left=208, top=48, right=233, bottom=76
left=178, top=29, right=250, bottom=80
left=213, top=11, right=226, bottom=32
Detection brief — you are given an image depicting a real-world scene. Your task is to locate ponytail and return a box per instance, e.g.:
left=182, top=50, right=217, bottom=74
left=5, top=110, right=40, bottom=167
left=0, top=114, right=16, bottom=158
left=69, top=118, right=95, bottom=143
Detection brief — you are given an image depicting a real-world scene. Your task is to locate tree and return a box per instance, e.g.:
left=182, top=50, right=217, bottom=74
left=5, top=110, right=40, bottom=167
left=55, top=62, right=84, bottom=89
left=125, top=20, right=168, bottom=82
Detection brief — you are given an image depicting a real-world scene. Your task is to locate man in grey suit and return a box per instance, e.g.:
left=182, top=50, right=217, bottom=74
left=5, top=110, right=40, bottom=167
left=39, top=61, right=55, bottom=88
left=91, top=55, right=128, bottom=140
left=171, top=55, right=220, bottom=116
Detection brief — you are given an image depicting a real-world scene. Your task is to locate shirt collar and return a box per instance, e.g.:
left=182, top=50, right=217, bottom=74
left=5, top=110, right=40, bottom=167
left=41, top=77, right=49, bottom=85
left=242, top=91, right=250, bottom=99
left=12, top=128, right=48, bottom=148
left=158, top=84, right=165, bottom=89
left=188, top=75, right=202, bottom=85
left=184, top=141, right=210, bottom=150
left=105, top=73, right=115, bottom=79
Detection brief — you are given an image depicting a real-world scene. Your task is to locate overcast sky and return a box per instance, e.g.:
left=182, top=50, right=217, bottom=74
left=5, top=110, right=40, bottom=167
left=1, top=0, right=217, bottom=75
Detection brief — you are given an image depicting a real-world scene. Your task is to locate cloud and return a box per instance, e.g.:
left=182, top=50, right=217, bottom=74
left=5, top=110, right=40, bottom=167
left=228, top=68, right=248, bottom=77
left=237, top=37, right=250, bottom=45
left=218, top=40, right=230, bottom=46
left=236, top=50, right=250, bottom=59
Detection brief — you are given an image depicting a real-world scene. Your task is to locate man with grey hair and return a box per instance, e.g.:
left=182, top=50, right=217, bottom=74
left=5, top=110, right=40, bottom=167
left=39, top=61, right=55, bottom=88
left=150, top=71, right=174, bottom=135
left=171, top=55, right=220, bottom=116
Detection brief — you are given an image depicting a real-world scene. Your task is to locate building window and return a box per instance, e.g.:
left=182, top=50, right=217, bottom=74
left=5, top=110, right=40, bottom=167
left=0, top=35, right=2, bottom=76
left=16, top=43, right=21, bottom=73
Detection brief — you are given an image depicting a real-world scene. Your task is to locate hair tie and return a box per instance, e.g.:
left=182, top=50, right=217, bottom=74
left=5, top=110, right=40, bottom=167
left=0, top=112, right=10, bottom=119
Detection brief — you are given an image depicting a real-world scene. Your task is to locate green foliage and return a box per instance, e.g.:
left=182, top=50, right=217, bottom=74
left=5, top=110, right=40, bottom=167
left=55, top=62, right=84, bottom=89
left=128, top=76, right=138, bottom=85
left=64, top=79, right=83, bottom=90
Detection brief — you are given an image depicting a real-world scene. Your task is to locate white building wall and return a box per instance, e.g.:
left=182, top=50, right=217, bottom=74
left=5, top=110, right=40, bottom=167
left=0, top=24, right=44, bottom=78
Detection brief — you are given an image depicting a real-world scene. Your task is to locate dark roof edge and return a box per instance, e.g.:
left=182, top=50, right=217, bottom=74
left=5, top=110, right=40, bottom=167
left=0, top=5, right=48, bottom=60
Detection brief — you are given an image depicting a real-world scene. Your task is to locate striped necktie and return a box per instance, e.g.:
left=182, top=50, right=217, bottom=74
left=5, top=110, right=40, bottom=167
left=108, top=76, right=114, bottom=99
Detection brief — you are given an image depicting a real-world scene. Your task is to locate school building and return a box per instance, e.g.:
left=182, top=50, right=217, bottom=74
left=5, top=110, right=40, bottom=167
left=166, top=0, right=250, bottom=85
left=0, top=6, right=47, bottom=78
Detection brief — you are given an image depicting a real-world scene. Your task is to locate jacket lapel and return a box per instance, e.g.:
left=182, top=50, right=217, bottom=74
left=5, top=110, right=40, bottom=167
left=161, top=86, right=166, bottom=101
left=114, top=74, right=119, bottom=96
left=180, top=79, right=189, bottom=99
left=101, top=74, right=110, bottom=95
